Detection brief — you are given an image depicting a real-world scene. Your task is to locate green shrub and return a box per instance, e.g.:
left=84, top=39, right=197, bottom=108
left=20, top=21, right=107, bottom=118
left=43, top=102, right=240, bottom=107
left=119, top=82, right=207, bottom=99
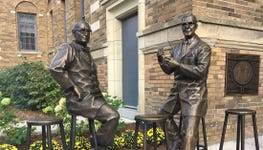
left=0, top=62, right=63, bottom=110
left=0, top=97, right=27, bottom=145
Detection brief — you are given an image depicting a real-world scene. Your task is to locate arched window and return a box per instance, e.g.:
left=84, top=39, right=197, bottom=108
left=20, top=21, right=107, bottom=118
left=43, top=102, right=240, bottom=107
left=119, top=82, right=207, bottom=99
left=17, top=12, right=37, bottom=51
left=16, top=1, right=38, bottom=51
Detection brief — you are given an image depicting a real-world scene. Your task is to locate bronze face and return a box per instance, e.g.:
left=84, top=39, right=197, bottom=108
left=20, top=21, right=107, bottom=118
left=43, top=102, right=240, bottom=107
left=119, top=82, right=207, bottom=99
left=182, top=15, right=197, bottom=39
left=73, top=22, right=91, bottom=44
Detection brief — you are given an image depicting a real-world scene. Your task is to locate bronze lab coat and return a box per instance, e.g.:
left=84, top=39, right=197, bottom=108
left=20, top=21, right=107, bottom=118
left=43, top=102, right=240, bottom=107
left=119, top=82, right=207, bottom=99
left=49, top=41, right=106, bottom=118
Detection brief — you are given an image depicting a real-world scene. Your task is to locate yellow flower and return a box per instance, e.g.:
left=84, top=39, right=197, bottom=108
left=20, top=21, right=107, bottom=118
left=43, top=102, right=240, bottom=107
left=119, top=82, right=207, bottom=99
left=0, top=144, right=18, bottom=150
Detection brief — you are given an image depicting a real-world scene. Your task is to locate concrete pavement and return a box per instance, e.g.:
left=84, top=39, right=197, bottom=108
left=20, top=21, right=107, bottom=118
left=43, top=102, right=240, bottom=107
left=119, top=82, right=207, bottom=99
left=208, top=136, right=262, bottom=150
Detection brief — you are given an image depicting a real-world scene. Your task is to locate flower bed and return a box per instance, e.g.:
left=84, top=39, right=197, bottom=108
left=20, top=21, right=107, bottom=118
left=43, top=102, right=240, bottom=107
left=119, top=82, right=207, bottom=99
left=0, top=93, right=167, bottom=149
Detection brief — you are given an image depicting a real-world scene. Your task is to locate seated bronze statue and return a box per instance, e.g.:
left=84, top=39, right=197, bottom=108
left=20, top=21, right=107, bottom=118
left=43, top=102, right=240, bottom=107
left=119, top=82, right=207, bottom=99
left=50, top=20, right=120, bottom=150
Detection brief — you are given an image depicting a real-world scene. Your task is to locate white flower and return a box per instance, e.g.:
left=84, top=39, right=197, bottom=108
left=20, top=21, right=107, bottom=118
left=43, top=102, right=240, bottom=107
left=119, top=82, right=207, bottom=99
left=55, top=105, right=63, bottom=113
left=1, top=98, right=11, bottom=106
left=59, top=98, right=66, bottom=106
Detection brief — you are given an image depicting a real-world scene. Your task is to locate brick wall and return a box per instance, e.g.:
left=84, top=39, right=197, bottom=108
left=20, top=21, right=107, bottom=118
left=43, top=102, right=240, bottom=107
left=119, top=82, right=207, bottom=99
left=144, top=48, right=263, bottom=143
left=193, top=0, right=263, bottom=29
left=88, top=0, right=107, bottom=50
left=96, top=58, right=108, bottom=92
left=206, top=48, right=263, bottom=143
left=65, top=0, right=80, bottom=42
left=0, top=0, right=49, bottom=69
left=145, top=0, right=192, bottom=26
left=47, top=0, right=65, bottom=48
left=145, top=51, right=174, bottom=113
left=145, top=0, right=263, bottom=30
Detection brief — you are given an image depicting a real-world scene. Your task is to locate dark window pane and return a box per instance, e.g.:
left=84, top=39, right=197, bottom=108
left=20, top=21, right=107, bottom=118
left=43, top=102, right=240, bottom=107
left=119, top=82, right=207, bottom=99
left=18, top=13, right=37, bottom=51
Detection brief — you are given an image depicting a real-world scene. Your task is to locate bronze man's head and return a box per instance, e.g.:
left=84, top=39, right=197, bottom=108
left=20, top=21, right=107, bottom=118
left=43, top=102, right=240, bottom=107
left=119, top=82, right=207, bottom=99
left=181, top=14, right=198, bottom=39
left=72, top=21, right=92, bottom=45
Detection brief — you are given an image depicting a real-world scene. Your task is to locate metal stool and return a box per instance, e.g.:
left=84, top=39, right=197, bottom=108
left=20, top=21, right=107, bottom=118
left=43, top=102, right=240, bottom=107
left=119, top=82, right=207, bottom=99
left=133, top=114, right=169, bottom=150
left=26, top=116, right=67, bottom=150
left=178, top=115, right=208, bottom=150
left=219, top=109, right=259, bottom=150
left=69, top=115, right=98, bottom=150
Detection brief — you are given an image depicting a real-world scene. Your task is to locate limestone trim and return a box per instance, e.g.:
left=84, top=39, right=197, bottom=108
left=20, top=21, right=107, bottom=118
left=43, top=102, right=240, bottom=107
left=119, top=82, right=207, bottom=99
left=139, top=21, right=263, bottom=54
left=105, top=0, right=143, bottom=110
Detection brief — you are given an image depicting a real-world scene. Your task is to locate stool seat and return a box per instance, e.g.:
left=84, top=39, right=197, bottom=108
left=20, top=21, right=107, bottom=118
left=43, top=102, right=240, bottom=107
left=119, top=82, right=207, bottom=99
left=135, top=114, right=169, bottom=122
left=26, top=116, right=67, bottom=150
left=226, top=109, right=256, bottom=115
left=27, top=117, right=63, bottom=125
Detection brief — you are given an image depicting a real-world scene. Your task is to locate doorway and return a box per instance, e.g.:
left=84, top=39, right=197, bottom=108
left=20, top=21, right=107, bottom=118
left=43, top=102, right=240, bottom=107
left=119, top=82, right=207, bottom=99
left=122, top=13, right=138, bottom=108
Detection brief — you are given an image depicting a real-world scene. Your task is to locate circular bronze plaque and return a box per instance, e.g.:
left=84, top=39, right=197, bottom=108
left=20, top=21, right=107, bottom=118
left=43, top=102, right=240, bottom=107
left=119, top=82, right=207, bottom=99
left=232, top=61, right=253, bottom=85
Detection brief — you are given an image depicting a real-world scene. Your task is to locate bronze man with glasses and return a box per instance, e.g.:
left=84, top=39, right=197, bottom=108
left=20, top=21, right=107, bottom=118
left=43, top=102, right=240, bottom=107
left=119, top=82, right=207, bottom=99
left=50, top=20, right=120, bottom=150
left=157, top=14, right=211, bottom=150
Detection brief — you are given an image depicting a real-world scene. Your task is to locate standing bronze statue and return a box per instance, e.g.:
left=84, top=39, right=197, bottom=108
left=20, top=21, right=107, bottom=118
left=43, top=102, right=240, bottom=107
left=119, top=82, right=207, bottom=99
left=50, top=20, right=120, bottom=150
left=157, top=14, right=211, bottom=150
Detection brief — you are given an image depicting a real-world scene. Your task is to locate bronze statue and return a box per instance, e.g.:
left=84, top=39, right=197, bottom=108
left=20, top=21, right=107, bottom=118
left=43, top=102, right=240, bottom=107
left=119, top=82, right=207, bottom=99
left=49, top=20, right=120, bottom=150
left=157, top=14, right=211, bottom=150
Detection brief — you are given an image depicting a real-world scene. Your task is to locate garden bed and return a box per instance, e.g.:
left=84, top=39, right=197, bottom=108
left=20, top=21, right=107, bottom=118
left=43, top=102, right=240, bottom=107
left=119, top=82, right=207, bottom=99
left=0, top=108, right=167, bottom=150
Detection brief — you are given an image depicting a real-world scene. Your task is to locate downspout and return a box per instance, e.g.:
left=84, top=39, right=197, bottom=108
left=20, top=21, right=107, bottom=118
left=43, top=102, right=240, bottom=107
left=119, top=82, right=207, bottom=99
left=80, top=0, right=85, bottom=21
left=63, top=0, right=67, bottom=42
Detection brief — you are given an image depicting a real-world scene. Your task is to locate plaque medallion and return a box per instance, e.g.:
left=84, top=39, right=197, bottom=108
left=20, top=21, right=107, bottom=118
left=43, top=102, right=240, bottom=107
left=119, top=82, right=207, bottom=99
left=225, top=53, right=259, bottom=95
left=232, top=61, right=253, bottom=85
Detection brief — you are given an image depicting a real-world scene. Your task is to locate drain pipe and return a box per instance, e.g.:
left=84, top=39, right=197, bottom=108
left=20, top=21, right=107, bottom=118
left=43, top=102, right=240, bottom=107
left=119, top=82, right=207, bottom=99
left=63, top=0, right=67, bottom=42
left=80, top=0, right=85, bottom=21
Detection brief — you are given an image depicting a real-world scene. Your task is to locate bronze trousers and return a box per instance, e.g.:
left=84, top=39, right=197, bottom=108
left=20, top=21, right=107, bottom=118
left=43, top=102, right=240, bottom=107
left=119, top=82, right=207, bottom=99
left=94, top=103, right=120, bottom=147
left=160, top=110, right=201, bottom=150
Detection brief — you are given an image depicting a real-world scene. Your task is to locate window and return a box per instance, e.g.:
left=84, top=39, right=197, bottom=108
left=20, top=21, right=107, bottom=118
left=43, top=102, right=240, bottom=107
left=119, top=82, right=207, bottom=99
left=18, top=13, right=37, bottom=51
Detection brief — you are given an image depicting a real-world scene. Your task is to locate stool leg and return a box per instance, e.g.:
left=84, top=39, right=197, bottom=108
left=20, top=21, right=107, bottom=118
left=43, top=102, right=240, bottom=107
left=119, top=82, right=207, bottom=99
left=219, top=113, right=229, bottom=150
left=196, top=129, right=200, bottom=150
left=143, top=123, right=147, bottom=150
left=163, top=121, right=169, bottom=150
left=133, top=121, right=140, bottom=150
left=252, top=114, right=259, bottom=150
left=26, top=124, right=32, bottom=150
left=47, top=125, right=53, bottom=150
left=59, top=122, right=67, bottom=150
left=202, top=117, right=208, bottom=150
left=240, top=115, right=245, bottom=150
left=70, top=115, right=77, bottom=150
left=153, top=122, right=157, bottom=150
left=88, top=119, right=98, bottom=149
left=236, top=115, right=241, bottom=150
left=42, top=125, right=47, bottom=150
